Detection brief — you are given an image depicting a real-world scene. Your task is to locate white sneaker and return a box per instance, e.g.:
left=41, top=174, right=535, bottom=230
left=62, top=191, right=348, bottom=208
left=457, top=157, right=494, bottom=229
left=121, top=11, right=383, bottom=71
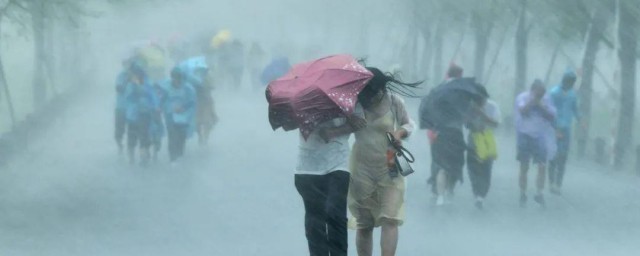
left=436, top=195, right=445, bottom=206
left=475, top=197, right=484, bottom=210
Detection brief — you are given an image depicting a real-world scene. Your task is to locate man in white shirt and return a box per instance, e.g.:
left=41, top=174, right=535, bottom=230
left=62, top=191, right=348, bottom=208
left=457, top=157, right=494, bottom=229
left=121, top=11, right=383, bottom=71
left=294, top=112, right=365, bottom=256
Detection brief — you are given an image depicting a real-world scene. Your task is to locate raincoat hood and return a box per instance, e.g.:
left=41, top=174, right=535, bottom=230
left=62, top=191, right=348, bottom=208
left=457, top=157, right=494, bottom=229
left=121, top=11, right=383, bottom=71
left=562, top=69, right=577, bottom=84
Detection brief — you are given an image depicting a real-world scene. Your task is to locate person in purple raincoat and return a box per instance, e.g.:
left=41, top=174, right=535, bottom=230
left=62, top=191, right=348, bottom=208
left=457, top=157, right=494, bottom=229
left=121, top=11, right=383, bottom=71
left=515, top=79, right=557, bottom=208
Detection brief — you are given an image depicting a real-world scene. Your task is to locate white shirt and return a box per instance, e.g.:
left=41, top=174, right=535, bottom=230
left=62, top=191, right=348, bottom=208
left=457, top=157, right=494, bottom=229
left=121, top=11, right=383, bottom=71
left=295, top=118, right=351, bottom=175
left=295, top=106, right=364, bottom=175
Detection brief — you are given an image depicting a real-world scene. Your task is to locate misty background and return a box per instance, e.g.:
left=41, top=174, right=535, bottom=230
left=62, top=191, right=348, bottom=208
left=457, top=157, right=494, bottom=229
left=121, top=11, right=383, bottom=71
left=0, top=0, right=639, bottom=255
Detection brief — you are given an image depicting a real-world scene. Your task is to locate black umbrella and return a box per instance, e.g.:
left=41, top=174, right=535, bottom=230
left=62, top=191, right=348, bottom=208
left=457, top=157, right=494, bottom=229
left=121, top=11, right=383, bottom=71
left=419, top=77, right=487, bottom=130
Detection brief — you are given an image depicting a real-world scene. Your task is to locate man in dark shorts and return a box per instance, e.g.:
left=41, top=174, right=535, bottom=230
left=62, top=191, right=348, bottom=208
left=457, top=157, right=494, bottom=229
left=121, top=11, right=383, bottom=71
left=515, top=80, right=557, bottom=208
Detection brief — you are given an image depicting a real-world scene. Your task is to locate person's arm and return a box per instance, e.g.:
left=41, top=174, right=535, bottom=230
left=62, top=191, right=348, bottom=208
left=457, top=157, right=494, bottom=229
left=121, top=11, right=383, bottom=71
left=540, top=96, right=557, bottom=122
left=319, top=122, right=356, bottom=143
left=391, top=94, right=415, bottom=141
left=517, top=93, right=535, bottom=115
left=480, top=101, right=501, bottom=128
left=518, top=97, right=540, bottom=115
left=319, top=103, right=367, bottom=143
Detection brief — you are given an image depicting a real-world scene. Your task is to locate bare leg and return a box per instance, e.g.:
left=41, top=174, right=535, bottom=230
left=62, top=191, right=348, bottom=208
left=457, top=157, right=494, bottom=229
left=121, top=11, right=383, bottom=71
left=536, top=164, right=546, bottom=194
left=203, top=127, right=211, bottom=146
left=436, top=170, right=447, bottom=196
left=381, top=223, right=399, bottom=256
left=519, top=161, right=529, bottom=194
left=436, top=170, right=447, bottom=205
left=198, top=126, right=205, bottom=146
left=356, top=228, right=373, bottom=256
left=128, top=147, right=135, bottom=165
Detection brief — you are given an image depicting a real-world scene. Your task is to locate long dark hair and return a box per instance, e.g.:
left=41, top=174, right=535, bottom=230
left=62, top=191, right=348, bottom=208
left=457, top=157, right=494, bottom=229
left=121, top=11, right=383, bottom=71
left=357, top=66, right=423, bottom=107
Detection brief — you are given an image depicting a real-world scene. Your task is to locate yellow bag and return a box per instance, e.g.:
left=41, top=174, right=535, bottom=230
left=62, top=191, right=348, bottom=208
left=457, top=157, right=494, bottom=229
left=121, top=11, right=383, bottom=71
left=472, top=129, right=498, bottom=161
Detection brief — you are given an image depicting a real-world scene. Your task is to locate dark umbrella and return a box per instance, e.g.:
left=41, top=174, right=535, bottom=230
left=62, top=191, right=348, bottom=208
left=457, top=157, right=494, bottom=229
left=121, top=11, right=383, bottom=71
left=419, top=77, right=487, bottom=130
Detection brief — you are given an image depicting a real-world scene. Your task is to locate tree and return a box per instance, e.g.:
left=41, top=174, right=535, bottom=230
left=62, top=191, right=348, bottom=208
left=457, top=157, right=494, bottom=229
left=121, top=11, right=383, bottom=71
left=514, top=0, right=528, bottom=98
left=0, top=0, right=26, bottom=127
left=614, top=0, right=638, bottom=168
left=575, top=0, right=615, bottom=158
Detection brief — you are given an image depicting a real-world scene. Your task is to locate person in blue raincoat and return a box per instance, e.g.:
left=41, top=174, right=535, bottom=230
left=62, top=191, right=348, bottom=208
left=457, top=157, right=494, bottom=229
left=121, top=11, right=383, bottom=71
left=548, top=69, right=580, bottom=195
left=162, top=67, right=196, bottom=164
left=180, top=56, right=217, bottom=146
left=149, top=81, right=166, bottom=162
left=260, top=57, right=290, bottom=86
left=125, top=64, right=159, bottom=166
left=115, top=60, right=132, bottom=154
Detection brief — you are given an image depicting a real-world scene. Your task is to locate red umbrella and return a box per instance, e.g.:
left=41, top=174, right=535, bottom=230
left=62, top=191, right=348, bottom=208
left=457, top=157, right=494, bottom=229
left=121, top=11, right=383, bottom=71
left=266, top=54, right=373, bottom=139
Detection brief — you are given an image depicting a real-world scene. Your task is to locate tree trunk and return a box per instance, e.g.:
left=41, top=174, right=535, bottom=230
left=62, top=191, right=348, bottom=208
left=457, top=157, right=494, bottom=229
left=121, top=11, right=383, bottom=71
left=484, top=21, right=512, bottom=85
left=432, top=18, right=444, bottom=84
left=0, top=24, right=16, bottom=128
left=30, top=0, right=47, bottom=109
left=614, top=0, right=637, bottom=168
left=544, top=44, right=561, bottom=85
left=411, top=31, right=420, bottom=81
left=514, top=0, right=528, bottom=99
left=44, top=15, right=56, bottom=95
left=576, top=6, right=611, bottom=158
left=473, top=13, right=491, bottom=83
left=420, top=27, right=432, bottom=83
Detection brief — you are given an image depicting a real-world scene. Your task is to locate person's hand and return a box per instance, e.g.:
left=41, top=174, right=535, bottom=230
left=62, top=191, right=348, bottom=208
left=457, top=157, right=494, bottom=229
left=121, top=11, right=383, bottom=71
left=347, top=115, right=367, bottom=130
left=391, top=130, right=405, bottom=147
left=318, top=128, right=333, bottom=143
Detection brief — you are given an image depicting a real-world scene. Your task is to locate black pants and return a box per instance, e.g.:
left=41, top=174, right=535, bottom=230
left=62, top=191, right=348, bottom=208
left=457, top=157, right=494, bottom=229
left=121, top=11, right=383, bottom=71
left=115, top=109, right=127, bottom=145
left=549, top=152, right=568, bottom=187
left=127, top=114, right=151, bottom=150
left=167, top=122, right=188, bottom=162
left=295, top=171, right=350, bottom=256
left=467, top=152, right=493, bottom=198
left=432, top=128, right=466, bottom=187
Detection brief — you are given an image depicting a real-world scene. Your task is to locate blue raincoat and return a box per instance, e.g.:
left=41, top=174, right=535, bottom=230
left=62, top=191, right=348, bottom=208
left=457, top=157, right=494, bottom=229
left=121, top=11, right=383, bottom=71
left=162, top=81, right=196, bottom=125
left=550, top=70, right=580, bottom=129
left=125, top=78, right=159, bottom=123
left=149, top=83, right=167, bottom=145
left=161, top=78, right=197, bottom=138
left=178, top=56, right=209, bottom=88
left=115, top=70, right=130, bottom=110
left=260, top=57, right=290, bottom=85
left=550, top=70, right=579, bottom=154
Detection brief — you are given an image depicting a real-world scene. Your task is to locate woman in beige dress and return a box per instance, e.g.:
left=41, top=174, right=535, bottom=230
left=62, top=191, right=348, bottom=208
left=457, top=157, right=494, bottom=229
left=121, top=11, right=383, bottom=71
left=350, top=67, right=419, bottom=256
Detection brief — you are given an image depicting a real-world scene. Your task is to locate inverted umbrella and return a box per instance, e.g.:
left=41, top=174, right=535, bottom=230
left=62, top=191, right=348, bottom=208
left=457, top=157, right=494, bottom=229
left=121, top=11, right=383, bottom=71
left=266, top=54, right=372, bottom=139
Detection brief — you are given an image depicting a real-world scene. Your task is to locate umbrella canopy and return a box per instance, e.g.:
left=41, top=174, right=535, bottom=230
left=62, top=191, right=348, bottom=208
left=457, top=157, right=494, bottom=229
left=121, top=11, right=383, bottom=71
left=266, top=54, right=372, bottom=139
left=211, top=30, right=232, bottom=49
left=419, top=77, right=487, bottom=130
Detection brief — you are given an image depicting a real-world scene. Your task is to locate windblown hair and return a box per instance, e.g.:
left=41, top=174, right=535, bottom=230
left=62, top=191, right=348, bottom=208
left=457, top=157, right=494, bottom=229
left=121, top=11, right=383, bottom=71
left=363, top=67, right=423, bottom=98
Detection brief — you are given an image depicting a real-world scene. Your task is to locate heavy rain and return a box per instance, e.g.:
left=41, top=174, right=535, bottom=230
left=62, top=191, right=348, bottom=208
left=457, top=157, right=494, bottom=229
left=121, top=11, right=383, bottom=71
left=0, top=0, right=639, bottom=255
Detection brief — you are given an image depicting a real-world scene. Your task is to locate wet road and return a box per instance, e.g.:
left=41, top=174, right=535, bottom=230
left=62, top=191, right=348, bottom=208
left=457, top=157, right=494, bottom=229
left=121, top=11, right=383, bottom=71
left=1, top=87, right=639, bottom=256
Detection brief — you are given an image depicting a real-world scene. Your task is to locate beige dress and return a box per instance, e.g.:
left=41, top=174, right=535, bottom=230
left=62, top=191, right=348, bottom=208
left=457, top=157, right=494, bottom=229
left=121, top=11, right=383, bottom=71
left=348, top=93, right=415, bottom=229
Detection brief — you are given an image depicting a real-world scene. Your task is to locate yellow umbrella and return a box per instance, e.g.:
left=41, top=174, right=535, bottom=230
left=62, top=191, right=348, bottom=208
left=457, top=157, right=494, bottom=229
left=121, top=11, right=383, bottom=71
left=139, top=45, right=165, bottom=68
left=211, top=30, right=232, bottom=49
